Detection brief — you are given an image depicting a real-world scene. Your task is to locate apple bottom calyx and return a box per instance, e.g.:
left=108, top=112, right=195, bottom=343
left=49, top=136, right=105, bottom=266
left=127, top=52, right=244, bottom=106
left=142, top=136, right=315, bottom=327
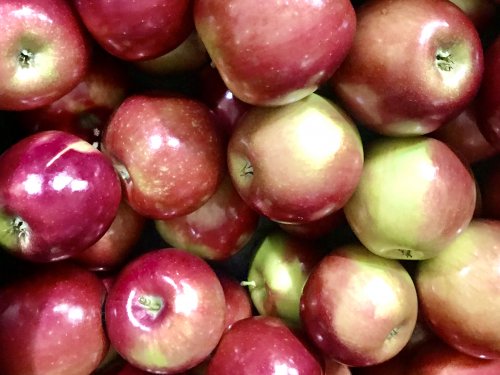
left=436, top=49, right=455, bottom=72
left=18, top=49, right=35, bottom=69
left=0, top=211, right=30, bottom=252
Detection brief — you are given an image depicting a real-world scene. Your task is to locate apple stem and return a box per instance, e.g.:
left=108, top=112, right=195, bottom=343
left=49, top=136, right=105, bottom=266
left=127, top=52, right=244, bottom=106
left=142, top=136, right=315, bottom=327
left=435, top=50, right=454, bottom=72
left=240, top=280, right=256, bottom=288
left=18, top=49, right=35, bottom=69
left=138, top=295, right=163, bottom=312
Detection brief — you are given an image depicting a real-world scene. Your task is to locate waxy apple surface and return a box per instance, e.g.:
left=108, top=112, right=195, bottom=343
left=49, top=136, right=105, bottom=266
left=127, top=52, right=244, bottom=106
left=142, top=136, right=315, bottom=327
left=195, top=0, right=356, bottom=106
left=0, top=262, right=109, bottom=375
left=207, top=316, right=323, bottom=375
left=415, top=219, right=500, bottom=359
left=331, top=0, right=484, bottom=136
left=0, top=0, right=90, bottom=110
left=73, top=0, right=194, bottom=61
left=227, top=93, right=363, bottom=224
left=0, top=130, right=121, bottom=262
left=344, top=137, right=476, bottom=260
left=105, top=248, right=226, bottom=374
left=102, top=93, right=225, bottom=220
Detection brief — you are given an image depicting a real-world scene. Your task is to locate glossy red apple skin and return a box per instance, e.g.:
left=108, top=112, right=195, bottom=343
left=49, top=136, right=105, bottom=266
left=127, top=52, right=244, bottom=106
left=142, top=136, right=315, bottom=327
left=195, top=0, right=356, bottom=106
left=415, top=219, right=500, bottom=359
left=331, top=0, right=484, bottom=136
left=0, top=262, right=108, bottom=375
left=16, top=52, right=129, bottom=145
left=105, top=248, right=226, bottom=374
left=73, top=0, right=194, bottom=61
left=74, top=201, right=146, bottom=271
left=300, top=244, right=418, bottom=367
left=278, top=209, right=345, bottom=240
left=430, top=101, right=497, bottom=165
left=155, top=175, right=259, bottom=261
left=218, top=273, right=253, bottom=330
left=0, top=130, right=121, bottom=262
left=102, top=93, right=225, bottom=220
left=0, top=0, right=90, bottom=110
left=227, top=93, right=363, bottom=224
left=207, top=316, right=323, bottom=375
left=477, top=36, right=500, bottom=149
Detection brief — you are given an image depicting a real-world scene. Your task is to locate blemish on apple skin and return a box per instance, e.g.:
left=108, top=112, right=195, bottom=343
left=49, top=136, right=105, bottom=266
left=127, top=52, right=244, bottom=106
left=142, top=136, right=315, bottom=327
left=398, top=249, right=413, bottom=259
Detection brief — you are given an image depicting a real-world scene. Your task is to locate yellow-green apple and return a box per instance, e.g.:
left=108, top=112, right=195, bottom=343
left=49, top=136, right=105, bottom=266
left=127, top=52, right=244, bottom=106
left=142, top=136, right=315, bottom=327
left=300, top=244, right=418, bottom=367
left=245, top=229, right=324, bottom=328
left=206, top=316, right=323, bottom=375
left=73, top=201, right=146, bottom=271
left=0, top=130, right=121, bottom=262
left=72, top=0, right=194, bottom=61
left=155, top=175, right=259, bottom=261
left=102, top=93, right=225, bottom=220
left=415, top=219, right=500, bottom=359
left=331, top=0, right=484, bottom=136
left=477, top=36, right=500, bottom=149
left=227, top=93, right=363, bottom=224
left=194, top=0, right=356, bottom=106
left=344, top=136, right=476, bottom=260
left=105, top=248, right=226, bottom=373
left=0, top=0, right=90, bottom=110
left=0, top=262, right=109, bottom=375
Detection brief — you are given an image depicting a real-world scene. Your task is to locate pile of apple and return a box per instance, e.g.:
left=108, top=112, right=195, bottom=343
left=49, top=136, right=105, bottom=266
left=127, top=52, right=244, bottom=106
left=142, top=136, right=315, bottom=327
left=0, top=0, right=499, bottom=374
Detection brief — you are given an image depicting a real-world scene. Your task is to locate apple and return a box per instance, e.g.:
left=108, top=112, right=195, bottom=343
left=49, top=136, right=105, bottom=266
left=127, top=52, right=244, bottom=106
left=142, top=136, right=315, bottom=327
left=217, top=272, right=253, bottom=330
left=227, top=93, right=364, bottom=224
left=16, top=51, right=130, bottom=146
left=155, top=175, right=259, bottom=261
left=73, top=201, right=146, bottom=271
left=102, top=93, right=225, bottom=220
left=331, top=0, right=484, bottom=136
left=105, top=248, right=226, bottom=374
left=477, top=36, right=500, bottom=149
left=206, top=316, right=323, bottom=375
left=245, top=229, right=325, bottom=328
left=448, top=0, right=497, bottom=33
left=344, top=136, right=476, bottom=260
left=0, top=0, right=90, bottom=111
left=325, top=360, right=351, bottom=375
left=278, top=209, right=345, bottom=240
left=72, top=0, right=194, bottom=61
left=0, top=262, right=109, bottom=375
left=300, top=244, right=418, bottom=367
left=194, top=0, right=356, bottom=106
left=134, top=32, right=209, bottom=76
left=415, top=219, right=500, bottom=359
left=0, top=130, right=121, bottom=262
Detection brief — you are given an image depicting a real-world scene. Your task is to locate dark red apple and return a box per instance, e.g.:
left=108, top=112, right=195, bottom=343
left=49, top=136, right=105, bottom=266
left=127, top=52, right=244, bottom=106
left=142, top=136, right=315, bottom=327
left=206, top=316, right=323, bottom=375
left=16, top=52, right=129, bottom=146
left=331, top=0, right=484, bottom=136
left=0, top=130, right=121, bottom=262
left=194, top=0, right=356, bottom=106
left=477, top=36, right=500, bottom=149
left=0, top=262, right=108, bottom=375
left=300, top=244, right=418, bottom=367
left=227, top=93, right=363, bottom=224
left=73, top=0, right=194, bottom=61
left=218, top=273, right=253, bottom=330
left=105, top=248, right=226, bottom=373
left=155, top=175, right=259, bottom=261
left=73, top=201, right=146, bottom=271
left=0, top=0, right=90, bottom=110
left=102, top=93, right=225, bottom=220
left=278, top=209, right=345, bottom=240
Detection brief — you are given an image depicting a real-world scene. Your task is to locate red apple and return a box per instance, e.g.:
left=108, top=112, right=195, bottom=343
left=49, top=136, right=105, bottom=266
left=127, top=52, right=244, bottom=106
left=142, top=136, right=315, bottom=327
left=218, top=273, right=253, bottom=330
left=102, top=93, right=225, bottom=220
left=415, top=219, right=500, bottom=359
left=344, top=136, right=476, bottom=260
left=105, top=248, right=226, bottom=373
left=16, top=51, right=130, bottom=146
left=300, top=244, right=418, bottom=367
left=0, top=0, right=90, bottom=110
left=73, top=201, right=146, bottom=271
left=155, top=175, right=259, bottom=261
left=73, top=0, right=194, bottom=61
left=278, top=209, right=345, bottom=240
left=206, top=316, right=323, bottom=375
left=194, top=0, right=356, bottom=106
left=0, top=130, right=122, bottom=262
left=0, top=262, right=108, bottom=375
left=477, top=36, right=500, bottom=149
left=331, top=0, right=484, bottom=136
left=227, top=93, right=363, bottom=224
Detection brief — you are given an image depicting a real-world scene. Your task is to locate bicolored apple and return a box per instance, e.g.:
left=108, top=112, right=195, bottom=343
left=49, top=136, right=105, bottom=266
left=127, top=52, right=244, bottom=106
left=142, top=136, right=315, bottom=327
left=344, top=136, right=476, bottom=260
